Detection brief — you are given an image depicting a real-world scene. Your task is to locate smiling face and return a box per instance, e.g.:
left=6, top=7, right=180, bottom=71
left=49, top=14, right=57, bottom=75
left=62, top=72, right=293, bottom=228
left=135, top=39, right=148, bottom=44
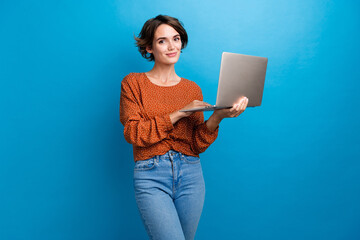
left=146, top=24, right=182, bottom=65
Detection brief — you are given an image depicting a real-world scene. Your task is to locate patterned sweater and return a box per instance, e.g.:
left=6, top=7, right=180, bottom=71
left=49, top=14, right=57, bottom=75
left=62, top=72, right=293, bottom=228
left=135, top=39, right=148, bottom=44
left=120, top=72, right=219, bottom=161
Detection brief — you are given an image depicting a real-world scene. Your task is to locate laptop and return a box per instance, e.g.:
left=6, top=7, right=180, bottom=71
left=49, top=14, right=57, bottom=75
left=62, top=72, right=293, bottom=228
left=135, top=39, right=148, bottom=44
left=180, top=52, right=268, bottom=112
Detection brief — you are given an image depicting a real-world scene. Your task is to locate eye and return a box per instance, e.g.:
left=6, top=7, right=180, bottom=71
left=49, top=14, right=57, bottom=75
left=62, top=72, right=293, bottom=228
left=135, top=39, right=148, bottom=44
left=158, top=40, right=164, bottom=44
left=174, top=37, right=180, bottom=41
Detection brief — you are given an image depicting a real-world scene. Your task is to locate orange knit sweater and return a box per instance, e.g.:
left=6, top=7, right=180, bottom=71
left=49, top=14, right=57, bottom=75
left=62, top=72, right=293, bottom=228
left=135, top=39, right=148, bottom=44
left=120, top=72, right=219, bottom=162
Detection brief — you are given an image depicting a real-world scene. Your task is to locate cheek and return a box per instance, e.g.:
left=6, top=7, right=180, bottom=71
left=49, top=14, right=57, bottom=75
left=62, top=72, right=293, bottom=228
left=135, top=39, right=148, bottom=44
left=154, top=45, right=167, bottom=54
left=176, top=41, right=182, bottom=49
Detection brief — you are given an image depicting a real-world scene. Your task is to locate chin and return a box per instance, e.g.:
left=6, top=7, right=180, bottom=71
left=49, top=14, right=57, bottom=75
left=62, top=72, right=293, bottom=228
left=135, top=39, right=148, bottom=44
left=161, top=58, right=180, bottom=65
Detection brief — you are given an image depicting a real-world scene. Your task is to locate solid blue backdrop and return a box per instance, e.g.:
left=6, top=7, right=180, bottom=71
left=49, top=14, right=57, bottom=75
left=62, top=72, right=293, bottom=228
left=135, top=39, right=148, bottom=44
left=1, top=0, right=359, bottom=239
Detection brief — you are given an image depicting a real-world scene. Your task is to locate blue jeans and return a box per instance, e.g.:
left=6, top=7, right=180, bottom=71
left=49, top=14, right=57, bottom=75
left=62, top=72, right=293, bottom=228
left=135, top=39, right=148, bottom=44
left=133, top=150, right=205, bottom=240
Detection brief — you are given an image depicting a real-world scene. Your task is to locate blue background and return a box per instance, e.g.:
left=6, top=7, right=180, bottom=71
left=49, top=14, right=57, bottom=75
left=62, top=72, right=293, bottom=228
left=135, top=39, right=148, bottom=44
left=1, top=0, right=360, bottom=239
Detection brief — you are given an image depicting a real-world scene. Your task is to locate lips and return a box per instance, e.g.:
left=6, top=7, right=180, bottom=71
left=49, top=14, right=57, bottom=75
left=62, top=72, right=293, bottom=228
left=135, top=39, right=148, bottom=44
left=166, top=52, right=177, bottom=57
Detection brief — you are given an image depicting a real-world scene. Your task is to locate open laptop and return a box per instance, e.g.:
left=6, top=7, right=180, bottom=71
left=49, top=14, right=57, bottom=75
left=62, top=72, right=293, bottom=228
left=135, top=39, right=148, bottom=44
left=180, top=52, right=268, bottom=112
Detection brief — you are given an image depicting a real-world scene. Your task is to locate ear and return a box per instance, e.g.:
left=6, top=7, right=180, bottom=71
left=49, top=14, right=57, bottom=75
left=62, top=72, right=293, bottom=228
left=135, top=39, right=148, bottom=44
left=146, top=45, right=153, bottom=54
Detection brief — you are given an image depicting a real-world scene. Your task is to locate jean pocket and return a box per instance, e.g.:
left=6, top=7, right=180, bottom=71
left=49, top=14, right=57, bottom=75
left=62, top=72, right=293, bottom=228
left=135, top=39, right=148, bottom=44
left=181, top=154, right=200, bottom=164
left=134, top=157, right=156, bottom=171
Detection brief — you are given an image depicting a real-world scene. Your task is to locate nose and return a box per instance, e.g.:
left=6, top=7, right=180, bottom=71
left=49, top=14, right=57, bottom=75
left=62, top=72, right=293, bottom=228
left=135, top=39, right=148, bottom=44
left=168, top=40, right=175, bottom=50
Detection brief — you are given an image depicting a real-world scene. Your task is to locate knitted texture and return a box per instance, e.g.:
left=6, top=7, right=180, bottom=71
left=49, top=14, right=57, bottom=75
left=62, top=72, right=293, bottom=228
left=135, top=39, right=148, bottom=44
left=120, top=72, right=219, bottom=161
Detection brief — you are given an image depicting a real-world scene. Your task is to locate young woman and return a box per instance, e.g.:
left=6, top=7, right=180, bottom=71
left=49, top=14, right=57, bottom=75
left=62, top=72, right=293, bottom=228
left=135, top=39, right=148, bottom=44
left=120, top=15, right=248, bottom=240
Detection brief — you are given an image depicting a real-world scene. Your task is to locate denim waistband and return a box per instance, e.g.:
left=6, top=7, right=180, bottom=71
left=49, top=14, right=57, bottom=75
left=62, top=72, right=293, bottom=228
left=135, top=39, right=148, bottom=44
left=157, top=149, right=183, bottom=161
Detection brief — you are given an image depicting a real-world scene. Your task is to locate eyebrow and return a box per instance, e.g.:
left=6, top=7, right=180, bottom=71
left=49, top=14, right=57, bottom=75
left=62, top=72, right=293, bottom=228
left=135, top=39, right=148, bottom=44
left=156, top=34, right=180, bottom=41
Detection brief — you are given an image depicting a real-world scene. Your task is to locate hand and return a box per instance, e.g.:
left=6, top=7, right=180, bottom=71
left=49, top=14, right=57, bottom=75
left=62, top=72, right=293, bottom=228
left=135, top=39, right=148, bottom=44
left=179, top=100, right=213, bottom=117
left=170, top=100, right=212, bottom=125
left=213, top=97, right=249, bottom=121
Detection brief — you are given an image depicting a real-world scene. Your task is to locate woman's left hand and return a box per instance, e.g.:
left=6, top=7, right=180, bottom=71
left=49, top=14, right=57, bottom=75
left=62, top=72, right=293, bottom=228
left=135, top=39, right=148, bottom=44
left=213, top=96, right=249, bottom=120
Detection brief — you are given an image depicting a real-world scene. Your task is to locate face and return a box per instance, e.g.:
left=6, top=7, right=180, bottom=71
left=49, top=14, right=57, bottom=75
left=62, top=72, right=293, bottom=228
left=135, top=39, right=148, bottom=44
left=146, top=24, right=182, bottom=65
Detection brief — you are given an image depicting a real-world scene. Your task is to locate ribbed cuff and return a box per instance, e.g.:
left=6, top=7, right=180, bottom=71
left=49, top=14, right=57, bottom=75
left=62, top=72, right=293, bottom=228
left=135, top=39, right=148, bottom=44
left=162, top=114, right=174, bottom=132
left=203, top=120, right=219, bottom=135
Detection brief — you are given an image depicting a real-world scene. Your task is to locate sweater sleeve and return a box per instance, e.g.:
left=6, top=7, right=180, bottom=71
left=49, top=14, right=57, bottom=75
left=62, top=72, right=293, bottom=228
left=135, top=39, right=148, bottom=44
left=191, top=89, right=219, bottom=154
left=119, top=75, right=174, bottom=147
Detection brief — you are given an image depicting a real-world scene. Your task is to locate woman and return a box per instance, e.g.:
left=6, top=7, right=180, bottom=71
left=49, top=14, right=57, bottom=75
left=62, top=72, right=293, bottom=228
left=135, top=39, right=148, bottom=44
left=120, top=15, right=248, bottom=240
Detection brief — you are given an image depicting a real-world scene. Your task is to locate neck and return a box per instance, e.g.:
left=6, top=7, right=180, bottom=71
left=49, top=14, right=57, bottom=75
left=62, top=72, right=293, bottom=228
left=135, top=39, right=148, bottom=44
left=147, top=62, right=179, bottom=84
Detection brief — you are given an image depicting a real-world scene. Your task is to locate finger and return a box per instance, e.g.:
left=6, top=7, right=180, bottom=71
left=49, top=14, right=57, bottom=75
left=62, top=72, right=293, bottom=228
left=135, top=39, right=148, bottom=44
left=236, top=99, right=243, bottom=111
left=240, top=98, right=248, bottom=110
left=236, top=101, right=244, bottom=113
left=236, top=103, right=241, bottom=111
left=231, top=105, right=238, bottom=113
left=199, top=101, right=212, bottom=107
left=233, top=107, right=242, bottom=117
left=244, top=98, right=249, bottom=108
left=239, top=102, right=245, bottom=111
left=194, top=100, right=209, bottom=107
left=236, top=101, right=246, bottom=115
left=237, top=97, right=245, bottom=105
left=234, top=107, right=242, bottom=116
left=228, top=105, right=236, bottom=112
left=193, top=102, right=208, bottom=107
left=232, top=108, right=239, bottom=116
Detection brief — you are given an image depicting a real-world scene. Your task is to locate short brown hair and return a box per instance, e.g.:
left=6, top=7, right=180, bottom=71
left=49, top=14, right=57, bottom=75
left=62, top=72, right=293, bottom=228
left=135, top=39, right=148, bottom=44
left=135, top=15, right=188, bottom=61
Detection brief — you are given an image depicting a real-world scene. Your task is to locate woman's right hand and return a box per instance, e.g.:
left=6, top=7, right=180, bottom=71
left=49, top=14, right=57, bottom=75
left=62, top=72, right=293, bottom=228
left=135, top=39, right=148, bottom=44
left=180, top=100, right=212, bottom=117
left=170, top=100, right=211, bottom=124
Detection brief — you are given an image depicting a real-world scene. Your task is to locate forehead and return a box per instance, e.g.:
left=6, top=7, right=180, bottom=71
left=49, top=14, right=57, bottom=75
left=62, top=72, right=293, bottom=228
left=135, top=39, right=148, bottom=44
left=154, top=24, right=179, bottom=38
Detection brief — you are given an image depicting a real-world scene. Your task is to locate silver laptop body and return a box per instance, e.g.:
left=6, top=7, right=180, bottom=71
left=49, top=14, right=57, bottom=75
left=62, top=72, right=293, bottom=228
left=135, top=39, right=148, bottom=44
left=180, top=52, right=268, bottom=112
